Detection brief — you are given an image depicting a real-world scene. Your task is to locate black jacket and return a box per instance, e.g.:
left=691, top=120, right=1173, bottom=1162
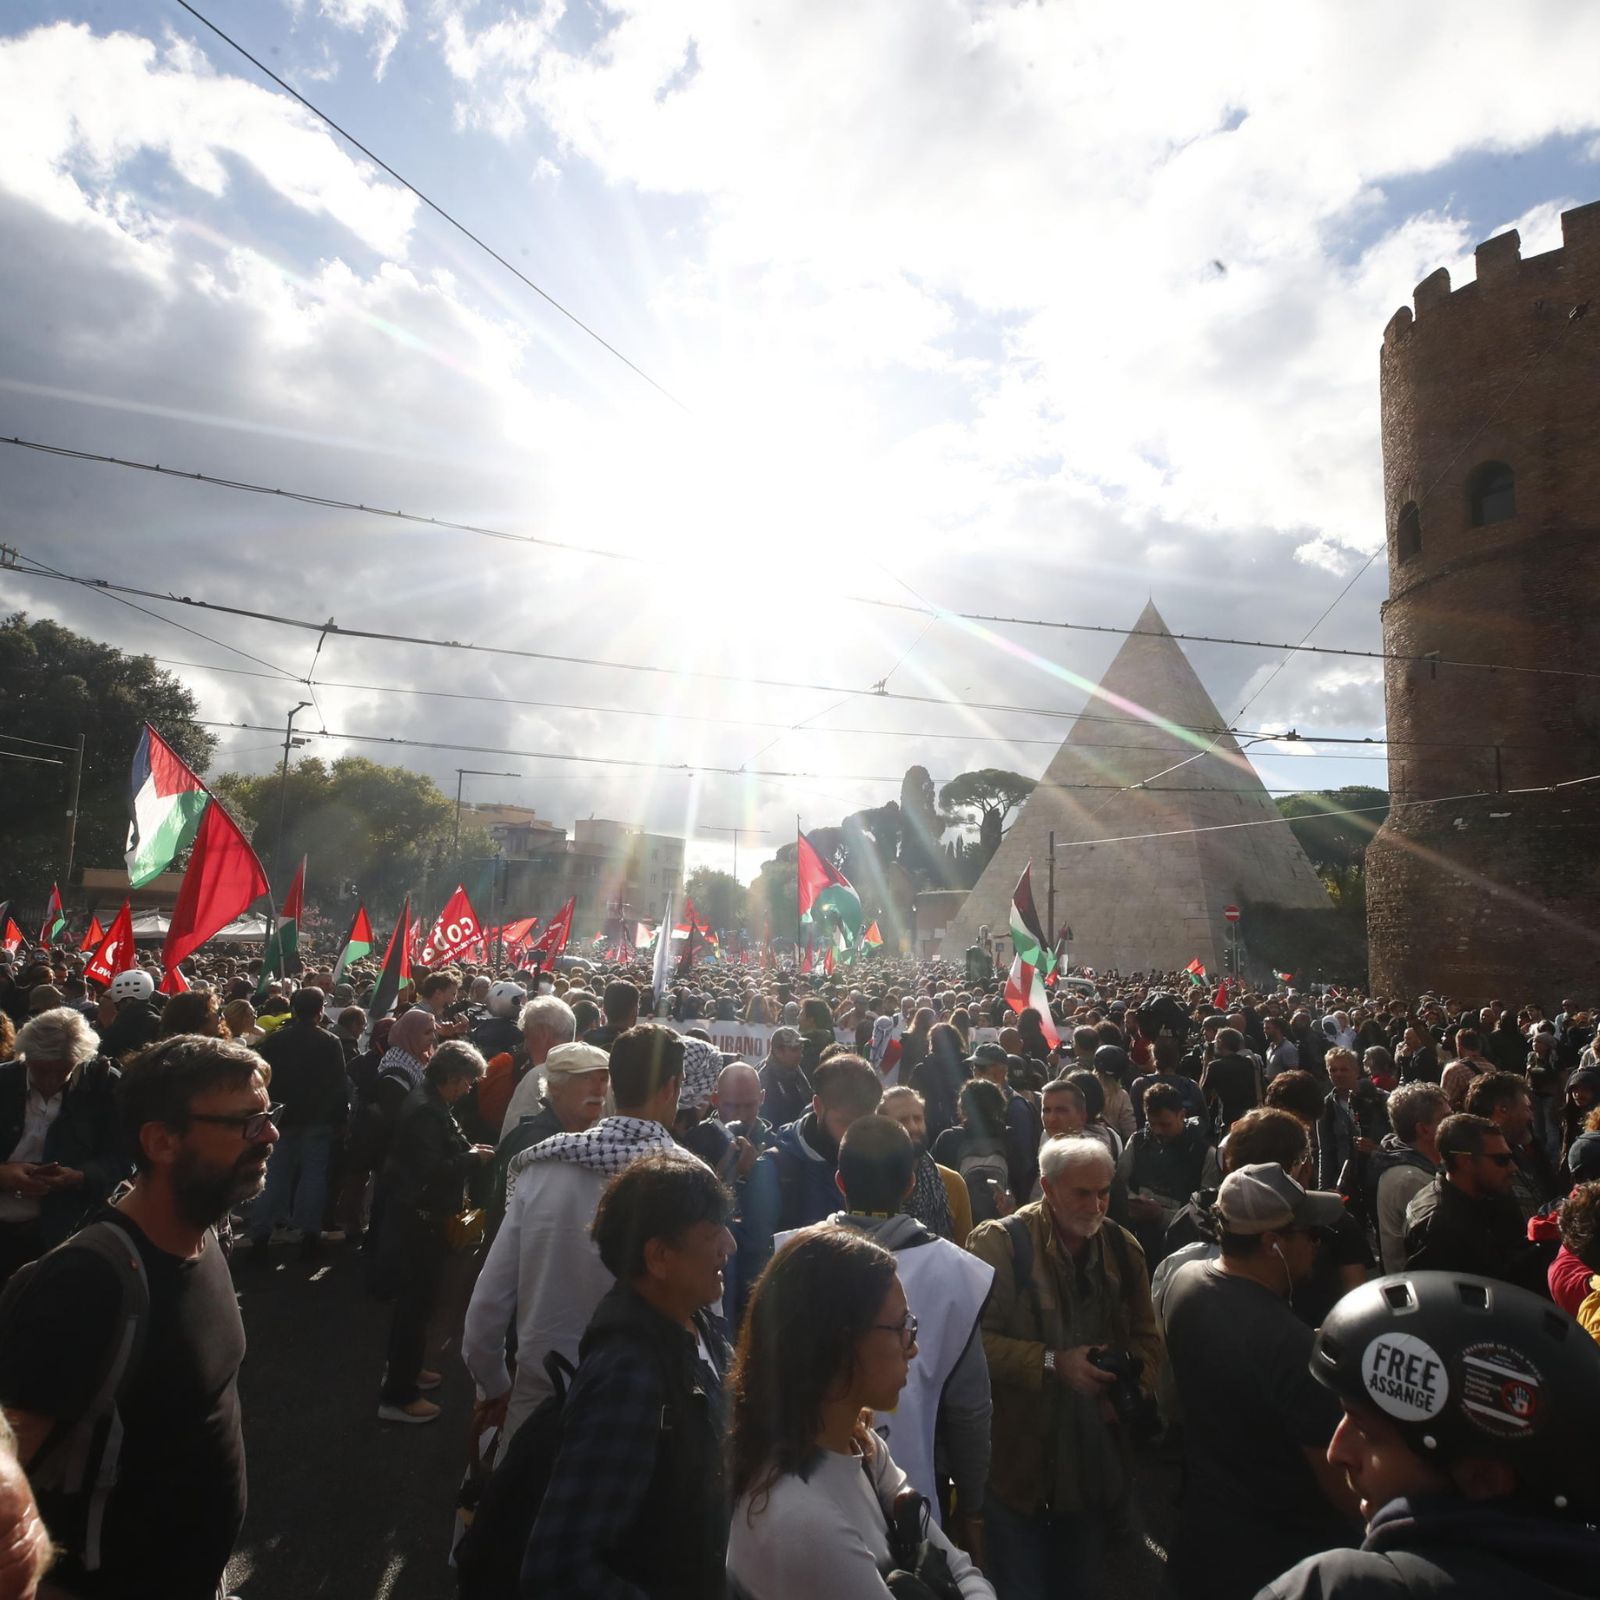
left=0, top=1059, right=130, bottom=1248
left=256, top=1020, right=348, bottom=1129
left=1259, top=1494, right=1599, bottom=1599
left=382, top=1082, right=474, bottom=1218
left=1403, top=1177, right=1549, bottom=1295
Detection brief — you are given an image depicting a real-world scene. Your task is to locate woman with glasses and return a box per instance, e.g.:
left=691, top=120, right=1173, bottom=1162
left=726, top=1226, right=995, bottom=1598
left=376, top=1039, right=495, bottom=1424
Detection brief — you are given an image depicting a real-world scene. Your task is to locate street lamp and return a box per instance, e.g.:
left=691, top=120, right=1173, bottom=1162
left=272, top=701, right=313, bottom=896
left=454, top=768, right=524, bottom=855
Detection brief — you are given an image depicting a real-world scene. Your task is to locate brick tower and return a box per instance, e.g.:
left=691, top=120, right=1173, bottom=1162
left=1365, top=201, right=1600, bottom=1008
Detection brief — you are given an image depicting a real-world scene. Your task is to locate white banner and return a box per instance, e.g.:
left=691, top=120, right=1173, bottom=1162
left=670, top=1019, right=773, bottom=1060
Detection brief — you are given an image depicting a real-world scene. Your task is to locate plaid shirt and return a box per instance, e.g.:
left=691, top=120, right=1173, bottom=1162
left=523, top=1303, right=728, bottom=1597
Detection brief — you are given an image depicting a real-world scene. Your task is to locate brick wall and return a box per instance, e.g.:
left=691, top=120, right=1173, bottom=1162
left=1366, top=201, right=1600, bottom=1008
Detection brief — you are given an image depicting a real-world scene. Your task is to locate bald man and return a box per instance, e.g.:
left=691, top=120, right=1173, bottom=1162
left=712, top=1061, right=773, bottom=1327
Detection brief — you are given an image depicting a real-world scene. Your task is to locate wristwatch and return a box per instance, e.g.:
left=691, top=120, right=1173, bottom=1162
left=1042, top=1350, right=1056, bottom=1378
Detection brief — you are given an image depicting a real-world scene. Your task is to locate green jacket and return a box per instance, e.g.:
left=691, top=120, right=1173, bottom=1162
left=967, top=1201, right=1162, bottom=1516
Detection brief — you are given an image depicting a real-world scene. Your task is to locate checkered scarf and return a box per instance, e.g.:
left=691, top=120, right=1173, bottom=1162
left=677, top=1037, right=723, bottom=1113
left=508, top=1115, right=674, bottom=1193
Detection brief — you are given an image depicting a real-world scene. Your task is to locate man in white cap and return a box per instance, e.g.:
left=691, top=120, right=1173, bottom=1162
left=1162, top=1164, right=1362, bottom=1600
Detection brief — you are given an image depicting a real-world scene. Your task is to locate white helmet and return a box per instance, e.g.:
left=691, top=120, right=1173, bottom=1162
left=486, top=980, right=526, bottom=1018
left=109, top=969, right=156, bottom=1004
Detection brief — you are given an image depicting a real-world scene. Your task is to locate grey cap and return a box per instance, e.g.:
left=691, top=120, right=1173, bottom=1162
left=770, top=1025, right=802, bottom=1049
left=1216, top=1163, right=1345, bottom=1235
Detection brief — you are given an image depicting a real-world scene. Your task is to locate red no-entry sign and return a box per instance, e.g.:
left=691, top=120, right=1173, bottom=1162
left=1223, top=905, right=1240, bottom=923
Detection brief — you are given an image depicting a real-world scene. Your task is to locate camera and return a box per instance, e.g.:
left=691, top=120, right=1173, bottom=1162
left=1088, top=1347, right=1160, bottom=1440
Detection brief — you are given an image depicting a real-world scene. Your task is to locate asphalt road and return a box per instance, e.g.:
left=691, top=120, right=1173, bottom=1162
left=220, top=1239, right=1178, bottom=1599
left=224, top=1241, right=474, bottom=1600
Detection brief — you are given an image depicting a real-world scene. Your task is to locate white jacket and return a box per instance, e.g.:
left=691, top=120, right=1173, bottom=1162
left=460, top=1157, right=613, bottom=1440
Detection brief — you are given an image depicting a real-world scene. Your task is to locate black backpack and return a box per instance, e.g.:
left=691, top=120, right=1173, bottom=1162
left=454, top=1349, right=577, bottom=1600
left=0, top=1220, right=149, bottom=1576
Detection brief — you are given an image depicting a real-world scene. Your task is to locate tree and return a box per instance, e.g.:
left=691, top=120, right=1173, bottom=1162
left=210, top=756, right=485, bottom=918
left=0, top=614, right=215, bottom=912
left=898, top=766, right=952, bottom=889
left=1277, top=787, right=1390, bottom=876
left=940, top=768, right=1037, bottom=866
left=684, top=867, right=747, bottom=932
left=747, top=848, right=799, bottom=944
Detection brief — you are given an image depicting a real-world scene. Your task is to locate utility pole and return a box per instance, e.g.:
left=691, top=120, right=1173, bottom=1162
left=273, top=702, right=312, bottom=898
left=700, top=824, right=770, bottom=887
left=63, top=731, right=85, bottom=889
left=1046, top=829, right=1055, bottom=945
left=453, top=769, right=524, bottom=856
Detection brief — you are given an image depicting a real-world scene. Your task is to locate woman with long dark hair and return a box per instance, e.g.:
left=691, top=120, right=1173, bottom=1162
left=912, top=1020, right=967, bottom=1143
left=727, top=1227, right=994, bottom=1598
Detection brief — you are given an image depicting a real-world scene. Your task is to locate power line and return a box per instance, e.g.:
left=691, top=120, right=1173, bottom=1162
left=169, top=0, right=685, bottom=409
left=12, top=436, right=1599, bottom=685
left=13, top=553, right=1591, bottom=754
left=1053, top=772, right=1600, bottom=851
left=188, top=717, right=1399, bottom=793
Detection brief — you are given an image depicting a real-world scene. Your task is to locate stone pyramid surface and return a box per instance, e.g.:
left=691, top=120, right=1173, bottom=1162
left=942, top=601, right=1331, bottom=975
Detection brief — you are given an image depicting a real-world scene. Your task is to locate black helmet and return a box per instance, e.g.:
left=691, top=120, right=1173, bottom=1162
left=1311, top=1272, right=1600, bottom=1517
left=1093, top=1044, right=1131, bottom=1078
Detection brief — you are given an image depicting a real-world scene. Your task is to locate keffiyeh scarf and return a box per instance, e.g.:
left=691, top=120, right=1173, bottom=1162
left=509, top=1115, right=674, bottom=1190
left=907, top=1150, right=956, bottom=1242
left=677, top=1037, right=723, bottom=1114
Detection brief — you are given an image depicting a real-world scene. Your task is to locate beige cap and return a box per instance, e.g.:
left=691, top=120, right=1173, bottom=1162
left=543, top=1042, right=610, bottom=1077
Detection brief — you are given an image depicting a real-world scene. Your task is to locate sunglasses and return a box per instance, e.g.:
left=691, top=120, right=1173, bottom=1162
left=1475, top=1151, right=1516, bottom=1168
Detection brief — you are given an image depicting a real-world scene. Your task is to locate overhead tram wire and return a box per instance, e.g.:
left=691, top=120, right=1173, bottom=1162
left=169, top=0, right=685, bottom=411
left=187, top=717, right=1417, bottom=794
left=144, top=656, right=1398, bottom=758
left=12, top=437, right=1600, bottom=687
left=7, top=552, right=1593, bottom=755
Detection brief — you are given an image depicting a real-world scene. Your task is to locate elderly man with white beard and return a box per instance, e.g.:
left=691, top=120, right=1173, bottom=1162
left=965, top=1134, right=1162, bottom=1600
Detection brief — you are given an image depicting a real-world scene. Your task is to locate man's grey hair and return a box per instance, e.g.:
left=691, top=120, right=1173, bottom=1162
left=15, top=1006, right=100, bottom=1071
left=518, top=994, right=577, bottom=1043
left=1038, top=1134, right=1115, bottom=1185
left=1389, top=1081, right=1450, bottom=1145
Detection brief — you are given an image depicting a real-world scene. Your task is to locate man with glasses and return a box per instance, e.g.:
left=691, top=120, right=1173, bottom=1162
left=1403, top=1113, right=1552, bottom=1294
left=0, top=1034, right=278, bottom=1599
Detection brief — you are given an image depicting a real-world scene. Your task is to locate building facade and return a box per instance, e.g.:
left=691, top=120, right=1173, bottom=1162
left=1365, top=201, right=1600, bottom=1006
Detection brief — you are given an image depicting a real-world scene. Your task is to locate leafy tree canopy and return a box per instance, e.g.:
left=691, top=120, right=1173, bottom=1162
left=0, top=613, right=214, bottom=911
left=684, top=866, right=747, bottom=932
left=940, top=768, right=1037, bottom=863
left=1276, top=787, right=1390, bottom=875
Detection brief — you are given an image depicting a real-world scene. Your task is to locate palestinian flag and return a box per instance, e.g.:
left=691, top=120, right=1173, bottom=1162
left=1006, top=954, right=1061, bottom=1048
left=1275, top=971, right=1294, bottom=983
left=333, top=903, right=374, bottom=985
left=0, top=914, right=22, bottom=956
left=79, top=914, right=106, bottom=953
left=796, top=829, right=863, bottom=947
left=369, top=897, right=413, bottom=1021
left=1008, top=864, right=1053, bottom=976
left=126, top=724, right=209, bottom=887
left=40, top=884, right=66, bottom=947
left=1184, top=958, right=1207, bottom=986
left=861, top=921, right=883, bottom=949
left=256, top=857, right=306, bottom=996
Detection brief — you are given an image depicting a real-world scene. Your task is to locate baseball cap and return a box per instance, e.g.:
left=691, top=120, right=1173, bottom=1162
left=543, top=1042, right=610, bottom=1078
left=1216, top=1163, right=1345, bottom=1235
left=968, top=1043, right=1007, bottom=1067
left=770, top=1025, right=801, bottom=1049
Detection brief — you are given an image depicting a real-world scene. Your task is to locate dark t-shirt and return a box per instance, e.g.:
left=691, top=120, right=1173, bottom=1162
left=1203, top=1054, right=1261, bottom=1126
left=1293, top=1208, right=1374, bottom=1329
left=1163, top=1261, right=1357, bottom=1600
left=0, top=1210, right=247, bottom=1599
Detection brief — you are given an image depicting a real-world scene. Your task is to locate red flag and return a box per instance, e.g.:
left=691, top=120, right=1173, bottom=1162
left=415, top=885, right=484, bottom=969
left=823, top=946, right=835, bottom=976
left=85, top=901, right=136, bottom=985
left=1213, top=983, right=1229, bottom=1011
left=1, top=918, right=22, bottom=956
left=527, top=897, right=575, bottom=965
left=79, top=914, right=106, bottom=953
left=162, top=800, right=269, bottom=971
left=799, top=943, right=814, bottom=975
left=159, top=964, right=190, bottom=995
left=280, top=857, right=306, bottom=922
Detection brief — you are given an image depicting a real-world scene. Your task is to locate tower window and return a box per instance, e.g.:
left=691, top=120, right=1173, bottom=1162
left=1468, top=461, right=1516, bottom=526
left=1395, top=501, right=1421, bottom=561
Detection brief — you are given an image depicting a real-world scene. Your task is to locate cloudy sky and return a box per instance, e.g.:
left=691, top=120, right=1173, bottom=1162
left=4, top=1, right=1598, bottom=892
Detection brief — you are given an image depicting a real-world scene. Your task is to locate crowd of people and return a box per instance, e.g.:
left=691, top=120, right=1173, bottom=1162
left=0, top=932, right=1596, bottom=1599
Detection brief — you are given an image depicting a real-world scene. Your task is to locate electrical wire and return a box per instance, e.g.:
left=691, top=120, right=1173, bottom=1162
left=0, top=750, right=65, bottom=766
left=11, top=553, right=1599, bottom=751
left=10, top=437, right=1598, bottom=684
left=1052, top=771, right=1600, bottom=850
left=169, top=0, right=685, bottom=410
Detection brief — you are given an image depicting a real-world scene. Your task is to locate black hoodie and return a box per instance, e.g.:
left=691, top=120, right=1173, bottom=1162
left=1258, top=1494, right=1600, bottom=1598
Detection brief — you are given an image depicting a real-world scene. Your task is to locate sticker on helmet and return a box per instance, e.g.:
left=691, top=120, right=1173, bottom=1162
left=1362, top=1333, right=1448, bottom=1421
left=1460, top=1343, right=1542, bottom=1437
